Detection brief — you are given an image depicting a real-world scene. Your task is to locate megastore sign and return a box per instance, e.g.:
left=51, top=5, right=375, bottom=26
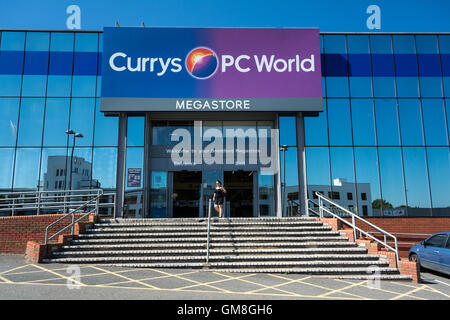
left=100, top=27, right=323, bottom=112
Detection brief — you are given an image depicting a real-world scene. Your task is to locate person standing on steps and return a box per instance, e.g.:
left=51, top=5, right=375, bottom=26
left=213, top=180, right=227, bottom=218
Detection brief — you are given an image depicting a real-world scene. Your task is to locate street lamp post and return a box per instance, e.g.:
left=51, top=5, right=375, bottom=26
left=66, top=130, right=83, bottom=191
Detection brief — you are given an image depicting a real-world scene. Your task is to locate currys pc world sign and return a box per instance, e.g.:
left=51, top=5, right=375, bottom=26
left=100, top=27, right=323, bottom=112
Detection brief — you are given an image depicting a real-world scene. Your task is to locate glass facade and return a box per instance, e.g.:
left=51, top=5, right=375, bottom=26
left=0, top=30, right=449, bottom=217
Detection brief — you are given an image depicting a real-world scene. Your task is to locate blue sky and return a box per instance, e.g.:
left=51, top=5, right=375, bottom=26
left=0, top=0, right=449, bottom=31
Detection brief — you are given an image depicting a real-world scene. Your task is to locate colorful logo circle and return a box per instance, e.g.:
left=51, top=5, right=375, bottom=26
left=185, top=47, right=218, bottom=79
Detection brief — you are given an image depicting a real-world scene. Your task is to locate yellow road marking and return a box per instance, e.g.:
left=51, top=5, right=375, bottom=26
left=31, top=264, right=85, bottom=287
left=390, top=285, right=428, bottom=300
left=101, top=269, right=201, bottom=287
left=89, top=265, right=159, bottom=290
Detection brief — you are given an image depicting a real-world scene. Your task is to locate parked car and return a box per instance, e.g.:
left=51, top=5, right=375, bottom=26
left=409, top=232, right=450, bottom=276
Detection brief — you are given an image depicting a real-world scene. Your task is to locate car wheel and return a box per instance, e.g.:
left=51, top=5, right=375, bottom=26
left=409, top=253, right=423, bottom=271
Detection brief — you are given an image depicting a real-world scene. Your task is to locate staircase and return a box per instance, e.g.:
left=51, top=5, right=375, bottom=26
left=43, top=217, right=412, bottom=280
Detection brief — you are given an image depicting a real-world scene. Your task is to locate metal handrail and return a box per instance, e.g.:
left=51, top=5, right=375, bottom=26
left=313, top=192, right=400, bottom=268
left=0, top=189, right=115, bottom=216
left=44, top=190, right=104, bottom=245
left=206, top=198, right=212, bottom=263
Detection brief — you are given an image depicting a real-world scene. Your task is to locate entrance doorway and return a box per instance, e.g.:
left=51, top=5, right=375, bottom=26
left=224, top=171, right=254, bottom=217
left=172, top=171, right=202, bottom=218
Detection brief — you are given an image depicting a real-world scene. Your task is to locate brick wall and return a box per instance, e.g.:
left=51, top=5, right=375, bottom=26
left=0, top=213, right=96, bottom=254
left=341, top=217, right=450, bottom=259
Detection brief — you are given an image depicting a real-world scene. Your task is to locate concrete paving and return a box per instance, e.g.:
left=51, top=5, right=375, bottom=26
left=0, top=254, right=449, bottom=300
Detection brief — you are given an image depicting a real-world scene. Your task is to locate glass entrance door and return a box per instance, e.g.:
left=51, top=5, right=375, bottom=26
left=224, top=170, right=255, bottom=217
left=172, top=171, right=202, bottom=218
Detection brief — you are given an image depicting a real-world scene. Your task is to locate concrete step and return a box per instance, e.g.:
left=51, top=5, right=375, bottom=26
left=86, top=226, right=331, bottom=233
left=78, top=231, right=339, bottom=239
left=99, top=217, right=317, bottom=224
left=42, top=256, right=389, bottom=268
left=93, top=221, right=323, bottom=228
left=72, top=236, right=349, bottom=244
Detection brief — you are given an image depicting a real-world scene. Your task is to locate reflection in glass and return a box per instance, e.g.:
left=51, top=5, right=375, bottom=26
left=68, top=148, right=92, bottom=190
left=92, top=148, right=117, bottom=190
left=0, top=98, right=19, bottom=146
left=374, top=99, right=400, bottom=146
left=40, top=148, right=68, bottom=191
left=71, top=76, right=96, bottom=97
left=124, top=147, right=144, bottom=218
left=43, top=98, right=70, bottom=146
left=25, top=32, right=49, bottom=51
left=74, top=33, right=98, bottom=52
left=0, top=32, right=25, bottom=51
left=402, top=147, right=431, bottom=216
left=150, top=171, right=167, bottom=218
left=427, top=147, right=450, bottom=216
left=354, top=147, right=381, bottom=216
left=69, top=98, right=95, bottom=147
left=349, top=77, right=372, bottom=97
left=306, top=147, right=331, bottom=197
left=279, top=116, right=296, bottom=146
left=415, top=35, right=438, bottom=54
left=0, top=75, right=22, bottom=96
left=392, top=35, right=416, bottom=54
left=373, top=77, right=396, bottom=97
left=420, top=77, right=443, bottom=98
left=17, top=98, right=45, bottom=146
left=378, top=147, right=406, bottom=212
left=370, top=35, right=393, bottom=54
left=305, top=103, right=328, bottom=146
left=325, top=77, right=349, bottom=97
left=329, top=147, right=355, bottom=200
left=50, top=32, right=74, bottom=51
left=327, top=99, right=352, bottom=146
left=259, top=172, right=275, bottom=217
left=351, top=99, right=376, bottom=146
left=151, top=120, right=168, bottom=146
left=324, top=35, right=347, bottom=53
left=0, top=149, right=15, bottom=190
left=398, top=99, right=424, bottom=146
left=127, top=116, right=145, bottom=147
left=47, top=75, right=72, bottom=97
left=421, top=99, right=448, bottom=146
left=396, top=77, right=419, bottom=98
left=347, top=35, right=369, bottom=53
left=13, top=148, right=41, bottom=190
left=94, top=99, right=118, bottom=146
left=21, top=75, right=47, bottom=97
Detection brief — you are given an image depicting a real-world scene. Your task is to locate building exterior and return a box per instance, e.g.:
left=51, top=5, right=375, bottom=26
left=0, top=29, right=449, bottom=219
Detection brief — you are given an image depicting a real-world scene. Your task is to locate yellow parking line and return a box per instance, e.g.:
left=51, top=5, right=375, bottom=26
left=31, top=264, right=85, bottom=287
left=0, top=264, right=32, bottom=275
left=390, top=285, right=428, bottom=300
left=318, top=280, right=368, bottom=298
left=176, top=272, right=256, bottom=291
left=89, top=265, right=160, bottom=290
left=101, top=269, right=202, bottom=287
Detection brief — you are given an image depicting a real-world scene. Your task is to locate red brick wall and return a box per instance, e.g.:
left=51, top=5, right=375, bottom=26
left=0, top=213, right=95, bottom=254
left=342, top=217, right=450, bottom=258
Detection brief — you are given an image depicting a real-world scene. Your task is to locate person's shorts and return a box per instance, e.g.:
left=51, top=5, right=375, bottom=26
left=214, top=199, right=224, bottom=205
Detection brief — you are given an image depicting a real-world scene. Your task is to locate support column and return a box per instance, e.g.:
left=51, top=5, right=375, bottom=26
left=115, top=113, right=127, bottom=218
left=296, top=113, right=308, bottom=216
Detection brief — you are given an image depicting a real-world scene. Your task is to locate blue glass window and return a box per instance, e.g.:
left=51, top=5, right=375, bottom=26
left=374, top=99, right=400, bottom=145
left=73, top=52, right=98, bottom=75
left=0, top=98, right=19, bottom=146
left=373, top=77, right=396, bottom=97
left=324, top=54, right=348, bottom=76
left=21, top=75, right=47, bottom=96
left=94, top=99, right=118, bottom=146
left=25, top=32, right=49, bottom=51
left=279, top=116, right=297, bottom=146
left=402, top=147, right=432, bottom=215
left=349, top=77, right=372, bottom=97
left=325, top=77, right=349, bottom=97
left=329, top=147, right=355, bottom=195
left=324, top=35, right=347, bottom=54
left=69, top=98, right=95, bottom=147
left=0, top=32, right=25, bottom=51
left=13, top=148, right=41, bottom=190
left=415, top=35, right=438, bottom=54
left=0, top=148, right=14, bottom=190
left=0, top=75, right=21, bottom=96
left=92, top=147, right=117, bottom=189
left=394, top=54, right=418, bottom=77
left=23, top=51, right=48, bottom=75
left=40, top=148, right=69, bottom=191
left=305, top=104, right=328, bottom=146
left=67, top=148, right=93, bottom=189
left=71, top=76, right=96, bottom=97
left=17, top=98, right=45, bottom=146
left=306, top=147, right=331, bottom=195
left=378, top=147, right=406, bottom=210
left=354, top=147, right=382, bottom=216
left=0, top=51, right=24, bottom=74
left=50, top=33, right=74, bottom=52
left=427, top=147, right=450, bottom=216
left=370, top=35, right=393, bottom=54
left=74, top=33, right=98, bottom=52
left=348, top=54, right=371, bottom=76
left=49, top=51, right=73, bottom=75
left=43, top=98, right=70, bottom=146
left=392, top=35, right=416, bottom=54
left=419, top=77, right=443, bottom=97
left=421, top=99, right=448, bottom=145
left=396, top=77, right=419, bottom=97
left=398, top=99, right=424, bottom=146
left=351, top=99, right=376, bottom=146
left=127, top=116, right=145, bottom=147
left=327, top=99, right=352, bottom=146
left=47, top=75, right=71, bottom=97
left=347, top=35, right=369, bottom=53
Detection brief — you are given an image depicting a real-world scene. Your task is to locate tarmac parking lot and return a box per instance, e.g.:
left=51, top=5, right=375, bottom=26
left=0, top=254, right=449, bottom=300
